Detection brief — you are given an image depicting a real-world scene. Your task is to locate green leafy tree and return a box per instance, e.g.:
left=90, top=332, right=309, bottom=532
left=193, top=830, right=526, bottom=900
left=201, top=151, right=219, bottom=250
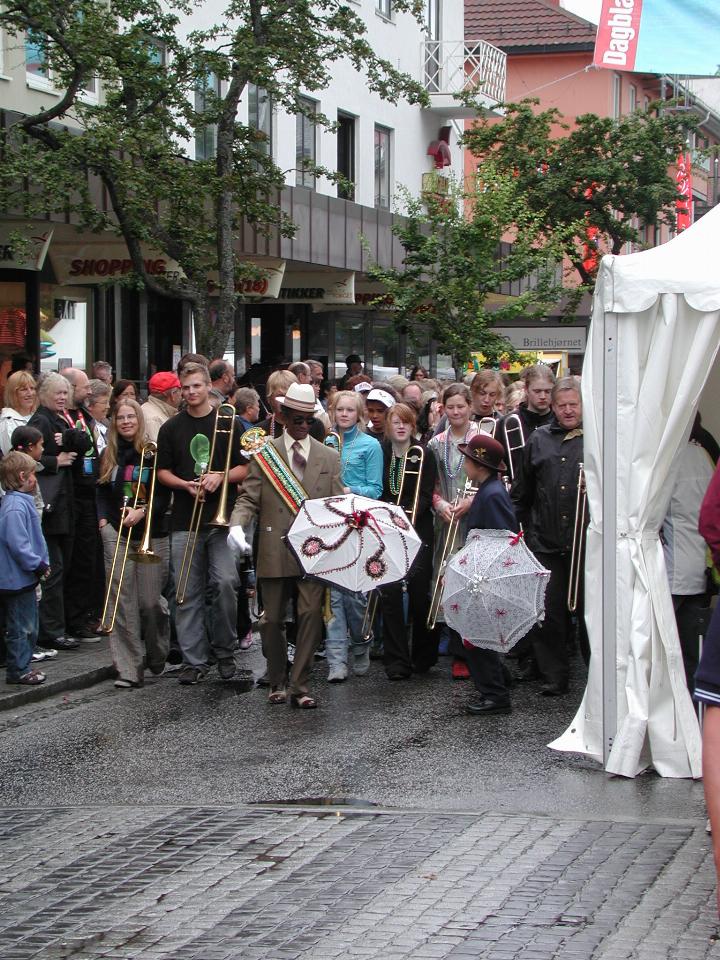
left=0, top=0, right=427, bottom=357
left=462, top=98, right=698, bottom=289
left=368, top=172, right=569, bottom=379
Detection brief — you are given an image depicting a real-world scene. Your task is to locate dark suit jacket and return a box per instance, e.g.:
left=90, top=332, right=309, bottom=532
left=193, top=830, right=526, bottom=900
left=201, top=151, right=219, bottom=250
left=230, top=434, right=343, bottom=578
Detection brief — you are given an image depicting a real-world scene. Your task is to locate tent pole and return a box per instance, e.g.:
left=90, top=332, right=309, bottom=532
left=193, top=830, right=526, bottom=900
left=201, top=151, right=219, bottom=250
left=601, top=311, right=618, bottom=766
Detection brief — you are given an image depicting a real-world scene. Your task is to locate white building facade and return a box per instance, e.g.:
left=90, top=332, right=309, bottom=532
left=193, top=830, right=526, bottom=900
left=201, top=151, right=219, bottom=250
left=0, top=3, right=506, bottom=383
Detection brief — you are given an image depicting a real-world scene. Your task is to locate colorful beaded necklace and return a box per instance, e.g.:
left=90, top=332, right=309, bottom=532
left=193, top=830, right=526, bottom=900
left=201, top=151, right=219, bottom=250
left=388, top=443, right=409, bottom=496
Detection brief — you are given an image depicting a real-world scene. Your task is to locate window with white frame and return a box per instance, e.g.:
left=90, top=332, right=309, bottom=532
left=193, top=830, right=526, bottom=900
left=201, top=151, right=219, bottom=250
left=296, top=97, right=316, bottom=189
left=376, top=0, right=392, bottom=17
left=374, top=125, right=391, bottom=208
left=248, top=84, right=273, bottom=160
left=25, top=29, right=49, bottom=79
left=195, top=71, right=220, bottom=160
left=629, top=84, right=637, bottom=112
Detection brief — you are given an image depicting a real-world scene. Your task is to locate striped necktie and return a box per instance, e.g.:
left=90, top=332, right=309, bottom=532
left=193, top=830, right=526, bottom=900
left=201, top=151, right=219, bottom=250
left=292, top=441, right=306, bottom=482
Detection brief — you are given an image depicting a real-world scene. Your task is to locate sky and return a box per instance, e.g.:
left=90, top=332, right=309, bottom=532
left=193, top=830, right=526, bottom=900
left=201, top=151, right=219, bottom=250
left=561, top=0, right=601, bottom=23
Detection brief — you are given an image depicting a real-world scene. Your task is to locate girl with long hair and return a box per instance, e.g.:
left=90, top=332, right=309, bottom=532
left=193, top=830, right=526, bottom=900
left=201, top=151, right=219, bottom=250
left=324, top=390, right=383, bottom=682
left=97, top=399, right=170, bottom=688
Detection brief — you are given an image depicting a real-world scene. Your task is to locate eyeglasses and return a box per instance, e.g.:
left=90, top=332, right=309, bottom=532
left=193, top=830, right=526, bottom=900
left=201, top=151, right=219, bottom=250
left=290, top=415, right=317, bottom=425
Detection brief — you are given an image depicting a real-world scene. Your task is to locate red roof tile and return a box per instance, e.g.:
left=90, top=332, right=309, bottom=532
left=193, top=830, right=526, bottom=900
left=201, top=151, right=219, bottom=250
left=466, top=0, right=597, bottom=50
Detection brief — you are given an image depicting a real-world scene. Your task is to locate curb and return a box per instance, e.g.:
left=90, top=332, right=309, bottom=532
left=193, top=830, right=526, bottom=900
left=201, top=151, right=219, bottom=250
left=0, top=665, right=115, bottom=712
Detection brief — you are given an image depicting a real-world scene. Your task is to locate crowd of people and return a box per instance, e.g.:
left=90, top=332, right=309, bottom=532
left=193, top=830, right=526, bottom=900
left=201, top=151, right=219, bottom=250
left=1, top=350, right=715, bottom=722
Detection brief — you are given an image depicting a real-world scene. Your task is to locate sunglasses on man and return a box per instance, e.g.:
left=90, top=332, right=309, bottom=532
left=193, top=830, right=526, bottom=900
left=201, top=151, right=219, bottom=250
left=290, top=415, right=316, bottom=425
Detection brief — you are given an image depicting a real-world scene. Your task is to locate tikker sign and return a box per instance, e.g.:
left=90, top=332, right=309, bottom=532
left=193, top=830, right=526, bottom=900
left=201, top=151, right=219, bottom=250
left=594, top=0, right=720, bottom=76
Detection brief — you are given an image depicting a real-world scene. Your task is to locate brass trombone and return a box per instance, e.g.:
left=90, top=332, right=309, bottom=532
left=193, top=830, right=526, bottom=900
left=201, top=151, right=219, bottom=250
left=567, top=463, right=587, bottom=612
left=502, top=413, right=526, bottom=482
left=426, top=478, right=476, bottom=630
left=324, top=431, right=342, bottom=453
left=361, top=445, right=425, bottom=641
left=176, top=403, right=237, bottom=605
left=477, top=417, right=497, bottom=437
left=99, top=441, right=160, bottom=634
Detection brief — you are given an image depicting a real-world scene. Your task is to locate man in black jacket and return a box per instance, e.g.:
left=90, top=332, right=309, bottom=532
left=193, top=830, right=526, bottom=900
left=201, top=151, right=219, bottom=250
left=512, top=377, right=586, bottom=696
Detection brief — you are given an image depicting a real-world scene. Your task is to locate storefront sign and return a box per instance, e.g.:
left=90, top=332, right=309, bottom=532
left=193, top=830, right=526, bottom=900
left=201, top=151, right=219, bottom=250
left=495, top=327, right=587, bottom=352
left=207, top=259, right=285, bottom=298
left=0, top=226, right=53, bottom=271
left=50, top=243, right=183, bottom=284
left=279, top=271, right=354, bottom=305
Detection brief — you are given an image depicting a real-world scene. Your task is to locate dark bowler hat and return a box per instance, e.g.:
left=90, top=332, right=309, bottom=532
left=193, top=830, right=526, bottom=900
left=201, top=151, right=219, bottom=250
left=345, top=353, right=363, bottom=365
left=458, top=434, right=507, bottom=473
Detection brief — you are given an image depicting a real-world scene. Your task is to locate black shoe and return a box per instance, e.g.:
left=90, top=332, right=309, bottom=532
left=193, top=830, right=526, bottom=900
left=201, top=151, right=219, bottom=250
left=218, top=657, right=236, bottom=680
left=464, top=698, right=512, bottom=716
left=255, top=671, right=270, bottom=687
left=69, top=625, right=101, bottom=641
left=53, top=636, right=80, bottom=650
left=387, top=672, right=411, bottom=681
left=178, top=665, right=206, bottom=685
left=540, top=682, right=568, bottom=697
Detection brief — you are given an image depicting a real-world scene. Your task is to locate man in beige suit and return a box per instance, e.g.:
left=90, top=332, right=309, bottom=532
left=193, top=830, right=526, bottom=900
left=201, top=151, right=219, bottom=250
left=229, top=382, right=343, bottom=709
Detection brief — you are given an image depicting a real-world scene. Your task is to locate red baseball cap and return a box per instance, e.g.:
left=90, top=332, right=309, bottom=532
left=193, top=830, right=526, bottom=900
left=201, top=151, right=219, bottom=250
left=148, top=371, right=181, bottom=394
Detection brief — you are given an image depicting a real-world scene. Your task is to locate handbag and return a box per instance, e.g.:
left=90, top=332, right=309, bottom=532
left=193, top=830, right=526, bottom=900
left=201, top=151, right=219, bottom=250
left=37, top=470, right=65, bottom=514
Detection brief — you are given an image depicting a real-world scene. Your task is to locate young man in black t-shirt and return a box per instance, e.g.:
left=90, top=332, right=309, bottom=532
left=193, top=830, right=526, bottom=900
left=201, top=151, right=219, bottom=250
left=157, top=362, right=247, bottom=684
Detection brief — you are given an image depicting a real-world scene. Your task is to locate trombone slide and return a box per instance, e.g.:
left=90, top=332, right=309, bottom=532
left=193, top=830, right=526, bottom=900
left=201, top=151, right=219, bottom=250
left=361, top=444, right=425, bottom=641
left=567, top=463, right=587, bottom=612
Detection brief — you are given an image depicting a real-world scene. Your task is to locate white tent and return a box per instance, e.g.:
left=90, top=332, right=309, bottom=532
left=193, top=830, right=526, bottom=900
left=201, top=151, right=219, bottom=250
left=550, top=203, right=720, bottom=778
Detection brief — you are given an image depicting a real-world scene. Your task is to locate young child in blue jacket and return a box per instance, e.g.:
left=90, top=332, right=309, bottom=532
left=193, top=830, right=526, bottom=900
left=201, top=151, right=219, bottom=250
left=0, top=451, right=50, bottom=685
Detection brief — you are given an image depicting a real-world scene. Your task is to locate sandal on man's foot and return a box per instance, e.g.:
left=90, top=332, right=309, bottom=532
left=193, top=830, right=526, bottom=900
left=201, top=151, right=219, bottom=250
left=268, top=688, right=287, bottom=704
left=290, top=693, right=318, bottom=709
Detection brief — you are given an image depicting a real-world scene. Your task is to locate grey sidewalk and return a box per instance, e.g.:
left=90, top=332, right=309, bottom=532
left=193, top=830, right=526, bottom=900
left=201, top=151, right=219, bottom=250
left=0, top=640, right=114, bottom=712
left=0, top=804, right=718, bottom=960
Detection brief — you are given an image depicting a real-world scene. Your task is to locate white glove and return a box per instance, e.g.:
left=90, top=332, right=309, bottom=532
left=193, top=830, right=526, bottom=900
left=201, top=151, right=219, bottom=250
left=227, top=525, right=251, bottom=557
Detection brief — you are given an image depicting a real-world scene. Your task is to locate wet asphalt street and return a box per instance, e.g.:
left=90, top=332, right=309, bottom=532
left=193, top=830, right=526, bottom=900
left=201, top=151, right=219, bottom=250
left=0, top=646, right=705, bottom=818
left=1, top=644, right=719, bottom=960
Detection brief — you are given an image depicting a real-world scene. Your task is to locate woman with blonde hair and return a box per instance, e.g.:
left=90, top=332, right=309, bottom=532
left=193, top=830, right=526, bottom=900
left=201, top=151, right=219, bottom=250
left=324, top=390, right=383, bottom=682
left=0, top=371, right=38, bottom=455
left=97, top=398, right=171, bottom=688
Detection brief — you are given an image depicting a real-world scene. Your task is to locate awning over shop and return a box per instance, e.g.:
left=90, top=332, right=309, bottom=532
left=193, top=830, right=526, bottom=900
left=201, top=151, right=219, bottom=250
left=0, top=224, right=53, bottom=271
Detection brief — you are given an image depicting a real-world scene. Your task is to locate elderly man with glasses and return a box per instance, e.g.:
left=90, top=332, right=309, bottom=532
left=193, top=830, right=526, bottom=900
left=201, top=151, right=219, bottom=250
left=228, top=382, right=343, bottom=709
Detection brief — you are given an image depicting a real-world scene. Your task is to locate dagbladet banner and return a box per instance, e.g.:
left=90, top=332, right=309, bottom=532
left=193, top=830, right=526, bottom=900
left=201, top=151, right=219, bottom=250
left=594, top=0, right=720, bottom=76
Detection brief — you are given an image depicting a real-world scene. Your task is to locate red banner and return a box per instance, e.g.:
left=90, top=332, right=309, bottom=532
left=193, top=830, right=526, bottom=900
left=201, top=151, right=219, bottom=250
left=593, top=0, right=643, bottom=72
left=676, top=153, right=693, bottom=232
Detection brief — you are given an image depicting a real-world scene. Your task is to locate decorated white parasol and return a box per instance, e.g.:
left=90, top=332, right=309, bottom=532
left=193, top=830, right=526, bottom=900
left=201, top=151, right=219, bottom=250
left=286, top=494, right=421, bottom=593
left=442, top=529, right=550, bottom=652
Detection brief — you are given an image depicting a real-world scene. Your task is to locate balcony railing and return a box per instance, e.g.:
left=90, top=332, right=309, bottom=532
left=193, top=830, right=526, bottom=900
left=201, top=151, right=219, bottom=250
left=422, top=39, right=506, bottom=105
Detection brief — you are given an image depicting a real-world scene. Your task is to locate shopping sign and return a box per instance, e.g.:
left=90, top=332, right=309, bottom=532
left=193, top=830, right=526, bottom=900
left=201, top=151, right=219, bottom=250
left=594, top=0, right=720, bottom=76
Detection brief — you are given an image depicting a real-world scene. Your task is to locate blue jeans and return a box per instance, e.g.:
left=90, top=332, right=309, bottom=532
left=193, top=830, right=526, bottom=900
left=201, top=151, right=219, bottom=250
left=171, top=528, right=239, bottom=668
left=6, top=589, right=38, bottom=680
left=325, top=588, right=369, bottom=668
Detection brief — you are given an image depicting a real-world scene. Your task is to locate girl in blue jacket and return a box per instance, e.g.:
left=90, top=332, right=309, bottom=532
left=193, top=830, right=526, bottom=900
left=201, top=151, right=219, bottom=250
left=325, top=391, right=383, bottom=682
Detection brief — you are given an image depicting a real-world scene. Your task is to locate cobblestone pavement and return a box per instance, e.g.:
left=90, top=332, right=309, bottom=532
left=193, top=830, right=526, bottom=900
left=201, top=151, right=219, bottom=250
left=1, top=804, right=719, bottom=960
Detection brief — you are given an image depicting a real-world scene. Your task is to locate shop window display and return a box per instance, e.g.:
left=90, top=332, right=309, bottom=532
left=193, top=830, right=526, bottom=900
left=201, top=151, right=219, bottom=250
left=39, top=285, right=89, bottom=373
